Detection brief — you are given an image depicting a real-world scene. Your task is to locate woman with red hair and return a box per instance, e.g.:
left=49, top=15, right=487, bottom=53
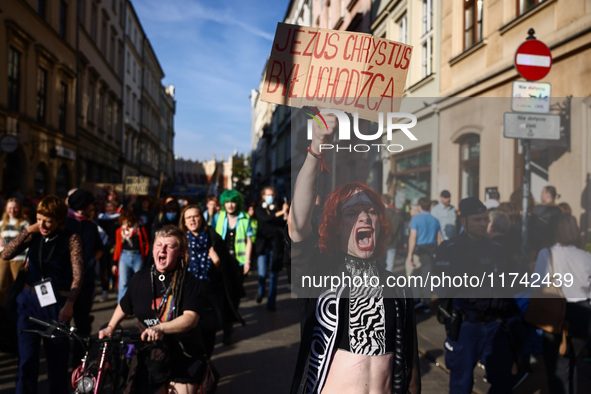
left=289, top=113, right=420, bottom=394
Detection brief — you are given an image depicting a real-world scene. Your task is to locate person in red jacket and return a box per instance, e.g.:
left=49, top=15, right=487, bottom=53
left=113, top=210, right=149, bottom=302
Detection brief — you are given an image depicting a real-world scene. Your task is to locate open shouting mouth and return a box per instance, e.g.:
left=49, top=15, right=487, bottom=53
left=355, top=226, right=375, bottom=251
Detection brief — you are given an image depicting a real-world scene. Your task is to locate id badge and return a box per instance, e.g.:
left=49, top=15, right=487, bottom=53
left=34, top=279, right=57, bottom=307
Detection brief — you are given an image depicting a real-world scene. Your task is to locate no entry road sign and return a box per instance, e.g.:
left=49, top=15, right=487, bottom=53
left=515, top=39, right=552, bottom=81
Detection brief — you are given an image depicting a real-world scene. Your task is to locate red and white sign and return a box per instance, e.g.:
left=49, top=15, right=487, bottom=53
left=514, top=39, right=552, bottom=81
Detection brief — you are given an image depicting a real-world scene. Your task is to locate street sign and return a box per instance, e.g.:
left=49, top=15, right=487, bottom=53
left=503, top=112, right=560, bottom=140
left=54, top=145, right=76, bottom=160
left=514, top=39, right=552, bottom=81
left=511, top=81, right=551, bottom=113
left=0, top=135, right=18, bottom=153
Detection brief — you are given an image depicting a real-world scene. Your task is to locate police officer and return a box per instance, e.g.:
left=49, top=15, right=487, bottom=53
left=434, top=197, right=518, bottom=394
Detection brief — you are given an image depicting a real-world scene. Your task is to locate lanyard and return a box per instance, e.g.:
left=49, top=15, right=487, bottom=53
left=38, top=234, right=58, bottom=279
left=150, top=266, right=173, bottom=320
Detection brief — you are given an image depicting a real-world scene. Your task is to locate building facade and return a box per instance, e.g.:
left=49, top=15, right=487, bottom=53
left=175, top=155, right=235, bottom=198
left=372, top=0, right=442, bottom=207
left=77, top=0, right=124, bottom=185
left=0, top=0, right=78, bottom=198
left=121, top=1, right=144, bottom=181
left=436, top=0, right=591, bottom=235
left=1, top=0, right=175, bottom=198
left=160, top=84, right=175, bottom=186
left=139, top=40, right=162, bottom=179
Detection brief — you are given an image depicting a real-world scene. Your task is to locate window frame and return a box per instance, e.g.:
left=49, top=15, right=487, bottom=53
left=58, top=81, right=68, bottom=133
left=459, top=134, right=481, bottom=199
left=464, top=0, right=483, bottom=50
left=517, top=0, right=545, bottom=15
left=60, top=1, right=68, bottom=39
left=37, top=67, right=48, bottom=123
left=420, top=0, right=434, bottom=78
left=398, top=13, right=407, bottom=45
left=8, top=46, right=21, bottom=112
left=38, top=0, right=46, bottom=19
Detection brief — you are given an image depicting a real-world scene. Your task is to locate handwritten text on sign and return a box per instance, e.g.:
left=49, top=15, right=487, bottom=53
left=261, top=23, right=412, bottom=120
left=125, top=177, right=149, bottom=195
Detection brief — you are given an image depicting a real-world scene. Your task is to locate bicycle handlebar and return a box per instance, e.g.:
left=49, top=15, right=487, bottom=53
left=22, top=316, right=143, bottom=345
left=97, top=331, right=143, bottom=344
left=20, top=316, right=74, bottom=339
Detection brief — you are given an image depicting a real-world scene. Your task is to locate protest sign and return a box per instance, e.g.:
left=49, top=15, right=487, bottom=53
left=261, top=23, right=412, bottom=121
left=124, top=176, right=149, bottom=195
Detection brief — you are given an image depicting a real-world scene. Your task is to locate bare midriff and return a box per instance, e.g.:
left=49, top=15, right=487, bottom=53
left=321, top=350, right=393, bottom=393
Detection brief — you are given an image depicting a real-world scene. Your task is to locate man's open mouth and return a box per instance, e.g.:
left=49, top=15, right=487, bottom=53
left=355, top=227, right=374, bottom=251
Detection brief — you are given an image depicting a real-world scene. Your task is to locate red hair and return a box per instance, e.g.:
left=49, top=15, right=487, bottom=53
left=318, top=182, right=391, bottom=259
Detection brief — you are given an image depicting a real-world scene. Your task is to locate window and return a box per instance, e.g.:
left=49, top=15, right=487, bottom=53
left=464, top=0, right=483, bottom=50
left=420, top=0, right=434, bottom=77
left=107, top=99, right=113, bottom=135
left=421, top=37, right=433, bottom=78
left=38, top=0, right=46, bottom=19
left=55, top=165, right=71, bottom=198
left=91, top=5, right=98, bottom=41
left=101, top=20, right=108, bottom=54
left=60, top=1, right=68, bottom=38
left=110, top=31, right=116, bottom=66
left=518, top=0, right=545, bottom=15
left=119, top=1, right=125, bottom=27
left=459, top=134, right=480, bottom=198
left=37, top=68, right=47, bottom=123
left=59, top=82, right=68, bottom=132
left=125, top=87, right=130, bottom=114
left=88, top=79, right=96, bottom=124
left=98, top=90, right=105, bottom=130
left=114, top=104, right=120, bottom=136
left=118, top=41, right=124, bottom=75
left=34, top=164, right=48, bottom=193
left=80, top=0, right=86, bottom=28
left=392, top=147, right=432, bottom=205
left=398, top=13, right=407, bottom=44
left=422, top=0, right=433, bottom=35
left=8, top=47, right=21, bottom=112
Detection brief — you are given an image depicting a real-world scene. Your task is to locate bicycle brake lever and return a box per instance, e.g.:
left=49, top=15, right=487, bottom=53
left=19, top=329, right=55, bottom=339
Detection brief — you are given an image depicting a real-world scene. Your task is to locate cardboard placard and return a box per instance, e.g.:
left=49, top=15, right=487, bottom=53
left=125, top=176, right=150, bottom=195
left=260, top=23, right=412, bottom=121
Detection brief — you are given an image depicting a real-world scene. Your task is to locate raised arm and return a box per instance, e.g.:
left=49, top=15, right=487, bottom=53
left=289, top=112, right=337, bottom=242
left=1, top=226, right=34, bottom=260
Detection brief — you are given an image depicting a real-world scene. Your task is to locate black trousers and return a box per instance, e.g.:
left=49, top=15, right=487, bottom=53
left=543, top=301, right=591, bottom=394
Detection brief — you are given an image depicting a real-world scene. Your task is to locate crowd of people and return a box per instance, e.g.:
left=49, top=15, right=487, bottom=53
left=0, top=146, right=590, bottom=392
left=0, top=186, right=288, bottom=393
left=381, top=184, right=591, bottom=393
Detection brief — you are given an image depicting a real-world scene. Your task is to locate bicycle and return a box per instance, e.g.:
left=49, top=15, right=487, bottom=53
left=21, top=316, right=142, bottom=393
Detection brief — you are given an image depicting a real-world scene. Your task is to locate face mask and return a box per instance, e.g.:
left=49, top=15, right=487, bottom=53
left=166, top=213, right=178, bottom=222
left=264, top=195, right=275, bottom=205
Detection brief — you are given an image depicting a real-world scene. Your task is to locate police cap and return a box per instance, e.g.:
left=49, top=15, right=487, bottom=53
left=459, top=197, right=487, bottom=217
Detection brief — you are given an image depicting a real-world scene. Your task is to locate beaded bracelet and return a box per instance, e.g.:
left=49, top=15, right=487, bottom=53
left=308, top=144, right=330, bottom=172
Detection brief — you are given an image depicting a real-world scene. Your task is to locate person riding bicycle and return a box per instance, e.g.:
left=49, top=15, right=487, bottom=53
left=99, top=225, right=207, bottom=393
